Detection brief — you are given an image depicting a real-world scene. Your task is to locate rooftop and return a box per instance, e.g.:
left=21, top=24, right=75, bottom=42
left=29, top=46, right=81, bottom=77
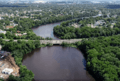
left=6, top=26, right=14, bottom=29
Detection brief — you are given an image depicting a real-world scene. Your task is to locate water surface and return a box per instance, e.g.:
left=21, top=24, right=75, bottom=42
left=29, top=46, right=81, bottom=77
left=32, top=22, right=61, bottom=39
left=32, top=12, right=101, bottom=40
left=22, top=46, right=95, bottom=81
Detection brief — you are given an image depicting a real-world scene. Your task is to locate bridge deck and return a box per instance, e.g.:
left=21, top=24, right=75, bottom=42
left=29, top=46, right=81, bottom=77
left=40, top=39, right=82, bottom=44
left=3, top=39, right=83, bottom=45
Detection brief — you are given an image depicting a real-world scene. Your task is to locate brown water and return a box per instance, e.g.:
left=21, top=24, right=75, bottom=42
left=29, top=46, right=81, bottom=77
left=32, top=22, right=61, bottom=39
left=22, top=46, right=95, bottom=81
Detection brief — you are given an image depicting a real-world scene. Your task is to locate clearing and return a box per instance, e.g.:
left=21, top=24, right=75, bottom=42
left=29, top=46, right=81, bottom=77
left=0, top=55, right=20, bottom=80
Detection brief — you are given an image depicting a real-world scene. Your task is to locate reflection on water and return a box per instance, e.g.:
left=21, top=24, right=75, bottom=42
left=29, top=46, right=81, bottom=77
left=32, top=22, right=61, bottom=39
left=82, top=59, right=87, bottom=70
left=22, top=46, right=95, bottom=81
left=32, top=13, right=101, bottom=40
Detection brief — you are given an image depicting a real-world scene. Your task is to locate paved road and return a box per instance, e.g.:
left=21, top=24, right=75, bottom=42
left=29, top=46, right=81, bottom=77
left=40, top=39, right=82, bottom=44
left=2, top=39, right=83, bottom=45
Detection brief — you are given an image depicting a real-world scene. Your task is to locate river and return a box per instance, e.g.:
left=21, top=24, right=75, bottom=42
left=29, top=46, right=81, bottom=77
left=22, top=46, right=95, bottom=81
left=32, top=22, right=61, bottom=39
left=23, top=14, right=102, bottom=81
left=32, top=12, right=102, bottom=40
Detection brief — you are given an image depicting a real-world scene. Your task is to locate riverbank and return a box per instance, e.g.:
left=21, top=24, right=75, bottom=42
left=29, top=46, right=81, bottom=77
left=22, top=44, right=95, bottom=81
left=0, top=39, right=42, bottom=81
left=32, top=22, right=61, bottom=39
left=31, top=12, right=101, bottom=40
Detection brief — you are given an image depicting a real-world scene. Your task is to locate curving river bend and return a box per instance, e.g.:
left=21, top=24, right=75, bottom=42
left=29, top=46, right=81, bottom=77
left=22, top=22, right=95, bottom=81
left=32, top=22, right=61, bottom=39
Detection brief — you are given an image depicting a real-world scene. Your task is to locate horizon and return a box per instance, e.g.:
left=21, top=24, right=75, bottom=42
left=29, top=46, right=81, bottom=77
left=0, top=0, right=119, bottom=4
left=0, top=0, right=119, bottom=2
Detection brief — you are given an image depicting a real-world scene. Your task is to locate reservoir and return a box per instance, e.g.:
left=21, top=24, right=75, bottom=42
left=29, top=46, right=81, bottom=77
left=22, top=46, right=95, bottom=81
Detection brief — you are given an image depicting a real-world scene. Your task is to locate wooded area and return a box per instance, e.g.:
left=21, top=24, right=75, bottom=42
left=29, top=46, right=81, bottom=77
left=0, top=39, right=40, bottom=81
left=61, top=35, right=120, bottom=81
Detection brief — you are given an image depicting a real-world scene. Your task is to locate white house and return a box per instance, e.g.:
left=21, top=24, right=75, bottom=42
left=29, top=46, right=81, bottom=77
left=0, top=29, right=6, bottom=34
left=23, top=33, right=27, bottom=35
left=2, top=68, right=13, bottom=75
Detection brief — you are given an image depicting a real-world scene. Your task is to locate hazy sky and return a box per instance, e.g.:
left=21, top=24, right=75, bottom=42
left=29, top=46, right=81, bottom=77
left=1, top=0, right=117, bottom=1
left=36, top=0, right=116, bottom=1
left=35, top=0, right=117, bottom=1
left=32, top=0, right=116, bottom=1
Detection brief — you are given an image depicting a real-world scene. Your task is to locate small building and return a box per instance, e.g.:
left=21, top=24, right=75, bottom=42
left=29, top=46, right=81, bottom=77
left=18, top=34, right=22, bottom=36
left=0, top=29, right=6, bottom=34
left=94, top=20, right=106, bottom=27
left=6, top=26, right=14, bottom=29
left=15, top=33, right=22, bottom=36
left=17, top=31, right=21, bottom=33
left=23, top=33, right=27, bottom=35
left=2, top=68, right=13, bottom=75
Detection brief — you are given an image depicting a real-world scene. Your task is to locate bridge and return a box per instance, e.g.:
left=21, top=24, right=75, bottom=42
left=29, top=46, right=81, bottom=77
left=40, top=39, right=82, bottom=44
left=2, top=39, right=83, bottom=45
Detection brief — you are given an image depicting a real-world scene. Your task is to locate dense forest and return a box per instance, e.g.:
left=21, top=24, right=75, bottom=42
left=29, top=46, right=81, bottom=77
left=54, top=26, right=119, bottom=39
left=79, top=35, right=120, bottom=81
left=53, top=16, right=120, bottom=39
left=61, top=34, right=120, bottom=81
left=0, top=39, right=41, bottom=81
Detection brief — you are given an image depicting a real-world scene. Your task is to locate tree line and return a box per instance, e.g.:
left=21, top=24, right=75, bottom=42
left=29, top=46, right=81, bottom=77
left=78, top=35, right=120, bottom=81
left=0, top=39, right=41, bottom=81
left=53, top=16, right=120, bottom=39
left=60, top=34, right=120, bottom=81
left=54, top=25, right=120, bottom=39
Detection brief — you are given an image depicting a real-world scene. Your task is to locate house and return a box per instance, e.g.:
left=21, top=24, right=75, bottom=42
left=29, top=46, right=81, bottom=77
left=17, top=31, right=21, bottom=33
left=23, top=33, right=27, bottom=35
left=94, top=20, right=106, bottom=26
left=10, top=24, right=13, bottom=26
left=18, top=34, right=22, bottom=36
left=0, top=30, right=6, bottom=34
left=15, top=33, right=22, bottom=36
left=2, top=68, right=13, bottom=75
left=6, top=26, right=14, bottom=29
left=112, top=15, right=117, bottom=18
left=20, top=16, right=29, bottom=18
left=13, top=23, right=18, bottom=26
